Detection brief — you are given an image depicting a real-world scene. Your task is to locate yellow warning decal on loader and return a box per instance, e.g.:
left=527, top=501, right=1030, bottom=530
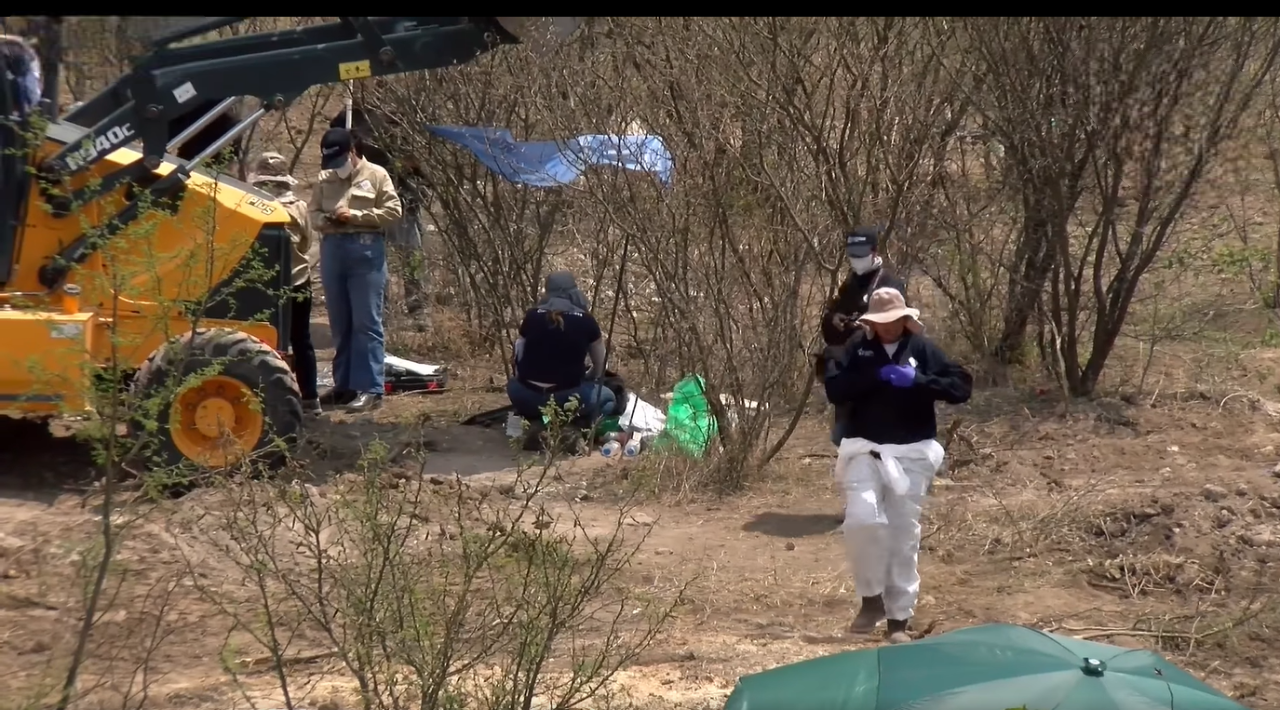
left=338, top=60, right=372, bottom=80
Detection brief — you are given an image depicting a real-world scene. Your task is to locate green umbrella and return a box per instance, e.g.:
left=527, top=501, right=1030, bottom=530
left=723, top=623, right=1246, bottom=710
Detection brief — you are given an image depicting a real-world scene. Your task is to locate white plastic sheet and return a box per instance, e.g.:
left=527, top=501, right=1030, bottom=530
left=617, top=394, right=666, bottom=437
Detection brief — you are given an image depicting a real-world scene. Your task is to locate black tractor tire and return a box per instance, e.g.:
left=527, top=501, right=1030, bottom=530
left=129, top=328, right=303, bottom=474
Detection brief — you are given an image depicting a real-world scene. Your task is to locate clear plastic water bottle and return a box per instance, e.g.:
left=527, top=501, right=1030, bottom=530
left=623, top=436, right=644, bottom=457
left=601, top=440, right=623, bottom=458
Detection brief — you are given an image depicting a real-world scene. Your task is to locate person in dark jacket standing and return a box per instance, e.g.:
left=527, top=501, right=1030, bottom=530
left=819, top=226, right=907, bottom=445
left=824, top=287, right=972, bottom=645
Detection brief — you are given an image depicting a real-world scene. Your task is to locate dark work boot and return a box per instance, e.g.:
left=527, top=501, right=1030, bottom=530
left=521, top=420, right=547, bottom=452
left=849, top=595, right=885, bottom=634
left=886, top=618, right=912, bottom=644
left=344, top=392, right=384, bottom=413
left=318, top=387, right=356, bottom=408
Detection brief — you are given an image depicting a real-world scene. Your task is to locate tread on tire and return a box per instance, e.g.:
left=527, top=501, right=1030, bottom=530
left=129, top=327, right=303, bottom=474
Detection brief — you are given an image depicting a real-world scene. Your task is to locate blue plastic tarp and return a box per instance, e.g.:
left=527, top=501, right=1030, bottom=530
left=424, top=126, right=674, bottom=188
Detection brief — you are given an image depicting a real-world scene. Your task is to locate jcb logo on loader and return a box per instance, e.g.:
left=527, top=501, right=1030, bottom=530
left=64, top=124, right=136, bottom=172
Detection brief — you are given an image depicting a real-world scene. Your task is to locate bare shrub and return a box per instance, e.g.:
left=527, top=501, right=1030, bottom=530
left=908, top=140, right=1019, bottom=374
left=177, top=431, right=679, bottom=710
left=932, top=18, right=1280, bottom=396
left=363, top=18, right=975, bottom=489
left=1215, top=67, right=1280, bottom=341
left=365, top=56, right=600, bottom=364
left=570, top=19, right=968, bottom=471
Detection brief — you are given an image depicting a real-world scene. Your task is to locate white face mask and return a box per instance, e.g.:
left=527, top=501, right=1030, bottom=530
left=849, top=255, right=877, bottom=275
left=333, top=161, right=354, bottom=179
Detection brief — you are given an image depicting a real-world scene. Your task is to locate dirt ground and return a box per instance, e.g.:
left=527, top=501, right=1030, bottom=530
left=4, top=343, right=1280, bottom=709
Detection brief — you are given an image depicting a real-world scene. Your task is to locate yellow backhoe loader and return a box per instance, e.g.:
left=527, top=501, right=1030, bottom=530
left=0, top=16, right=583, bottom=469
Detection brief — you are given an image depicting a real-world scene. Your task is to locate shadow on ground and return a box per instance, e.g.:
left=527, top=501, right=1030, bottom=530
left=741, top=511, right=841, bottom=538
left=0, top=418, right=96, bottom=504
left=300, top=415, right=519, bottom=480
left=1, top=407, right=518, bottom=503
left=0, top=386, right=522, bottom=505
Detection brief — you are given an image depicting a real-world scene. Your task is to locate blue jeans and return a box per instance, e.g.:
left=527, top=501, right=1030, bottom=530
left=507, top=379, right=617, bottom=424
left=321, top=233, right=387, bottom=394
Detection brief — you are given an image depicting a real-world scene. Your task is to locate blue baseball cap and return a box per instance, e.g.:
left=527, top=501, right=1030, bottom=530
left=845, top=226, right=882, bottom=258
left=320, top=127, right=353, bottom=170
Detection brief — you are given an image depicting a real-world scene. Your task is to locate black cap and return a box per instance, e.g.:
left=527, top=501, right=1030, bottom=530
left=845, top=226, right=881, bottom=258
left=320, top=127, right=353, bottom=170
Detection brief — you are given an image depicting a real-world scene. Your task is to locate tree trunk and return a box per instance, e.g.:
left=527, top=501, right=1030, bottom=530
left=995, top=191, right=1057, bottom=364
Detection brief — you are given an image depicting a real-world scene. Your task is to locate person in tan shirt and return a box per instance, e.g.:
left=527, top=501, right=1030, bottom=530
left=309, top=128, right=403, bottom=413
left=248, top=152, right=322, bottom=415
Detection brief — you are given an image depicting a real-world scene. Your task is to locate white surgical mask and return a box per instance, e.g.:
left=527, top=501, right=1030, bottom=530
left=849, top=255, right=877, bottom=274
left=333, top=161, right=354, bottom=179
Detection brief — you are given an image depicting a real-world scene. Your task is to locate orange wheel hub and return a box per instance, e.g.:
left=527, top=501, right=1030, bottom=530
left=169, top=375, right=264, bottom=468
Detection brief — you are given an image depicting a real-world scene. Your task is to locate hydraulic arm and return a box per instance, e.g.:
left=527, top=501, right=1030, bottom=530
left=26, top=16, right=583, bottom=289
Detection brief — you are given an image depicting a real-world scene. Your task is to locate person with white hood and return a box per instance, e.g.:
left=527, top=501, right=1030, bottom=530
left=824, top=287, right=972, bottom=644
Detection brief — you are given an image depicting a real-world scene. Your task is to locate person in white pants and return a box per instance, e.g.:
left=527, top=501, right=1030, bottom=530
left=823, top=287, right=972, bottom=644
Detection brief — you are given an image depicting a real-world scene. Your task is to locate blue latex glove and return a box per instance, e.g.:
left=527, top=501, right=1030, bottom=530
left=879, top=364, right=917, bottom=388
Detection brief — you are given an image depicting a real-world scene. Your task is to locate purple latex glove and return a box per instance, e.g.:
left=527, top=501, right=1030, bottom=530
left=879, top=364, right=917, bottom=388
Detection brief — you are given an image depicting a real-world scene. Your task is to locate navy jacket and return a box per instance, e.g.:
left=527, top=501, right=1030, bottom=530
left=824, top=330, right=972, bottom=445
left=820, top=265, right=907, bottom=346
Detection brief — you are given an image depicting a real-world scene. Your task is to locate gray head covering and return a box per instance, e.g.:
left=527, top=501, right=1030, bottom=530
left=535, top=270, right=590, bottom=314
